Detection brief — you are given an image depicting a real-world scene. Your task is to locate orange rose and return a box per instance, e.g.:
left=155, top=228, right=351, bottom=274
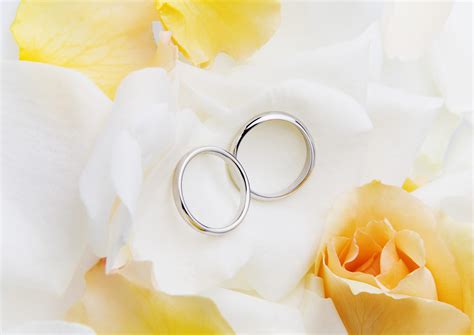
left=316, top=181, right=472, bottom=334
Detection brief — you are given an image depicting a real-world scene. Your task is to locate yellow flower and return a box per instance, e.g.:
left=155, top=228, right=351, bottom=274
left=11, top=0, right=280, bottom=97
left=11, top=0, right=176, bottom=99
left=316, top=181, right=472, bottom=334
left=156, top=0, right=281, bottom=67
left=67, top=261, right=233, bottom=334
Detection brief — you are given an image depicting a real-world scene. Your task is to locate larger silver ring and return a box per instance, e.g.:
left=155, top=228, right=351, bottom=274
left=173, top=146, right=251, bottom=235
left=230, top=112, right=316, bottom=201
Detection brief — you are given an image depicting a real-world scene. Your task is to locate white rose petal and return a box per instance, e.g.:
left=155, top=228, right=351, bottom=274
left=361, top=83, right=443, bottom=185
left=204, top=288, right=306, bottom=334
left=7, top=321, right=95, bottom=334
left=383, top=1, right=453, bottom=61
left=79, top=68, right=176, bottom=269
left=1, top=61, right=109, bottom=327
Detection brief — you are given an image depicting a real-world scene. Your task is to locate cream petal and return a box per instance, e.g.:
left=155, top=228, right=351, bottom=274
left=1, top=61, right=108, bottom=327
left=414, top=109, right=463, bottom=183
left=430, top=1, right=473, bottom=116
left=414, top=170, right=473, bottom=223
left=253, top=1, right=383, bottom=58
left=217, top=24, right=382, bottom=106
left=361, top=83, right=443, bottom=185
left=79, top=68, right=176, bottom=264
left=300, top=275, right=346, bottom=333
left=7, top=321, right=95, bottom=334
left=111, top=130, right=143, bottom=215
left=382, top=1, right=452, bottom=60
left=443, top=121, right=473, bottom=176
left=203, top=289, right=306, bottom=334
left=1, top=0, right=19, bottom=59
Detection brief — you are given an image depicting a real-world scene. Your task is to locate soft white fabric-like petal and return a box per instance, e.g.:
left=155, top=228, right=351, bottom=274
left=1, top=61, right=109, bottom=327
left=204, top=289, right=306, bottom=334
left=361, top=83, right=443, bottom=185
left=301, top=275, right=346, bottom=334
left=443, top=121, right=473, bottom=176
left=206, top=24, right=382, bottom=106
left=430, top=1, right=473, bottom=116
left=414, top=170, right=473, bottom=223
left=247, top=1, right=383, bottom=61
left=383, top=1, right=452, bottom=60
left=0, top=0, right=19, bottom=59
left=413, top=110, right=463, bottom=183
left=7, top=321, right=95, bottom=334
left=79, top=68, right=176, bottom=266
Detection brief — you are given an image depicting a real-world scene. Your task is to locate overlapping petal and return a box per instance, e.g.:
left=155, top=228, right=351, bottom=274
left=1, top=61, right=109, bottom=328
left=322, top=261, right=470, bottom=334
left=11, top=0, right=176, bottom=98
left=66, top=262, right=233, bottom=334
left=156, top=0, right=281, bottom=66
left=317, top=182, right=471, bottom=334
left=79, top=68, right=176, bottom=270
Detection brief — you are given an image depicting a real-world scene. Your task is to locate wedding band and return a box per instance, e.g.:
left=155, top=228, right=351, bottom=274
left=230, top=112, right=316, bottom=201
left=173, top=146, right=251, bottom=235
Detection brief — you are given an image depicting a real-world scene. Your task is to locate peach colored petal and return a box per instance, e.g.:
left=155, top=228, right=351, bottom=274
left=379, top=238, right=400, bottom=274
left=377, top=259, right=409, bottom=290
left=326, top=239, right=377, bottom=287
left=355, top=253, right=380, bottom=276
left=360, top=219, right=395, bottom=247
left=391, top=267, right=438, bottom=300
left=322, top=181, right=464, bottom=310
left=437, top=213, right=474, bottom=329
left=344, top=230, right=381, bottom=272
left=322, top=263, right=471, bottom=335
left=395, top=229, right=426, bottom=269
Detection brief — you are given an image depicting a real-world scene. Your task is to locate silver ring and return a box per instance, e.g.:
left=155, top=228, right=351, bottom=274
left=230, top=112, right=316, bottom=201
left=173, top=146, right=251, bottom=235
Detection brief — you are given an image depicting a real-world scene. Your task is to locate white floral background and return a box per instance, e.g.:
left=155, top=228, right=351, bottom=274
left=1, top=1, right=472, bottom=334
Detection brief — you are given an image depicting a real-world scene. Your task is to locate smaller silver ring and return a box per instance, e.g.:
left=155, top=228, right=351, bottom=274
left=230, top=112, right=316, bottom=201
left=173, top=146, right=251, bottom=235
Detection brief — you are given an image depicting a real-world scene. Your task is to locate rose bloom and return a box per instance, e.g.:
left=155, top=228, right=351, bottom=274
left=316, top=181, right=472, bottom=334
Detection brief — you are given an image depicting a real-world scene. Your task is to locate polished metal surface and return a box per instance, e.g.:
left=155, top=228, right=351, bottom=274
left=173, top=146, right=251, bottom=235
left=229, top=112, right=316, bottom=201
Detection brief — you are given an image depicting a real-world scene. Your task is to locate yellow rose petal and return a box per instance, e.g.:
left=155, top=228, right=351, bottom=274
left=322, top=263, right=471, bottom=335
left=394, top=229, right=426, bottom=269
left=321, top=181, right=464, bottom=310
left=379, top=238, right=400, bottom=274
left=326, top=239, right=378, bottom=287
left=67, top=262, right=234, bottom=334
left=438, top=213, right=474, bottom=330
left=11, top=0, right=176, bottom=98
left=156, top=0, right=281, bottom=66
left=360, top=219, right=395, bottom=247
left=391, top=267, right=438, bottom=300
